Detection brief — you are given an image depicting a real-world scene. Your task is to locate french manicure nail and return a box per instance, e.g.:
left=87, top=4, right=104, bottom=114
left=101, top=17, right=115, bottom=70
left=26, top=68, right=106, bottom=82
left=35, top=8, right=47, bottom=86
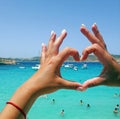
left=61, top=29, right=67, bottom=34
left=80, top=55, right=84, bottom=61
left=51, top=30, right=54, bottom=36
left=77, top=87, right=83, bottom=91
left=41, top=43, right=45, bottom=47
left=81, top=24, right=86, bottom=27
left=92, top=22, right=97, bottom=28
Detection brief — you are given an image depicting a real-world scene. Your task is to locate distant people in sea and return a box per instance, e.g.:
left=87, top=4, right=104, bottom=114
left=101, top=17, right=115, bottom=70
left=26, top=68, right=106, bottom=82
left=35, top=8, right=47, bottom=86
left=80, top=100, right=83, bottom=105
left=60, top=109, right=65, bottom=116
left=87, top=104, right=90, bottom=108
left=114, top=93, right=120, bottom=97
left=51, top=99, right=55, bottom=104
left=81, top=63, right=87, bottom=69
left=113, top=104, right=119, bottom=113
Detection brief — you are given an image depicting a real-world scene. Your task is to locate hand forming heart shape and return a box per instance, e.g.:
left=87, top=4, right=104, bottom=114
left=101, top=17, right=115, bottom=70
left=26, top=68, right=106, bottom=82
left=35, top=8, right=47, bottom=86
left=78, top=23, right=120, bottom=91
left=1, top=24, right=120, bottom=119
left=38, top=23, right=120, bottom=95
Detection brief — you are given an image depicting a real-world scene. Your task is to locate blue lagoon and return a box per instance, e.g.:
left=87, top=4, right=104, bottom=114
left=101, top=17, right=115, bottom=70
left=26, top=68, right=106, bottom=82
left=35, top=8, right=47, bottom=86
left=0, top=62, right=120, bottom=119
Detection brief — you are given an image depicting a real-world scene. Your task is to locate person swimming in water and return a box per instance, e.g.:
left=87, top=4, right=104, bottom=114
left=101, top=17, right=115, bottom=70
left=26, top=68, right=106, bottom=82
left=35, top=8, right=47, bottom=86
left=60, top=109, right=65, bottom=116
left=113, top=104, right=119, bottom=113
left=80, top=100, right=83, bottom=105
left=51, top=99, right=55, bottom=104
left=87, top=104, right=90, bottom=108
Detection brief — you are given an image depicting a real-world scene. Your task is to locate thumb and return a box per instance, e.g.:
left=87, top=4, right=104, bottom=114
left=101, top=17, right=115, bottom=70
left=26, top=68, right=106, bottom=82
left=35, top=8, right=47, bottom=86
left=59, top=78, right=82, bottom=90
left=77, top=77, right=104, bottom=91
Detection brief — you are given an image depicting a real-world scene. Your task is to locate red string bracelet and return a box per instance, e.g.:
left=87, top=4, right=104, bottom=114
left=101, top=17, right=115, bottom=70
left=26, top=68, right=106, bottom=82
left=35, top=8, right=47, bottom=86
left=6, top=102, right=26, bottom=119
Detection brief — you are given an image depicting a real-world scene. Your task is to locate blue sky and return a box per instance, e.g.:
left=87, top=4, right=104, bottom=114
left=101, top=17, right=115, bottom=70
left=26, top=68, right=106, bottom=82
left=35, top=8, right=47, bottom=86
left=0, top=0, right=120, bottom=58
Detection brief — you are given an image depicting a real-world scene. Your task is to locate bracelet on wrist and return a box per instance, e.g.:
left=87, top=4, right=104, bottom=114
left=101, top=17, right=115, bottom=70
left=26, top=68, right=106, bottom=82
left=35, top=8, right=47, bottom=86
left=6, top=101, right=26, bottom=119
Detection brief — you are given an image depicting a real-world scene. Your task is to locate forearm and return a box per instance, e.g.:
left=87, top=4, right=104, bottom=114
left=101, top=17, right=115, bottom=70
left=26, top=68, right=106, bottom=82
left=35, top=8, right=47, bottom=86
left=113, top=62, right=120, bottom=86
left=0, top=80, right=37, bottom=119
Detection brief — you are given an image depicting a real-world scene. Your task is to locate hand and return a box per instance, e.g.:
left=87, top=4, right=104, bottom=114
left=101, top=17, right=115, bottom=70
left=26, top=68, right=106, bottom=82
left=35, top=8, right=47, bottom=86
left=78, top=23, right=120, bottom=91
left=30, top=30, right=82, bottom=96
left=0, top=30, right=82, bottom=119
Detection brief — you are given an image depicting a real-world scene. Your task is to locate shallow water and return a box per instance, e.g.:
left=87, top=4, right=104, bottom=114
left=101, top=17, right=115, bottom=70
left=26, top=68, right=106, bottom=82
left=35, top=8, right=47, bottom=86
left=0, top=62, right=120, bottom=119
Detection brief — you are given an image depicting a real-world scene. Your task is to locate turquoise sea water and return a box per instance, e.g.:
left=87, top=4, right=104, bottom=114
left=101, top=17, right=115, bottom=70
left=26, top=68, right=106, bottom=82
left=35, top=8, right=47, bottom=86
left=0, top=62, right=120, bottom=119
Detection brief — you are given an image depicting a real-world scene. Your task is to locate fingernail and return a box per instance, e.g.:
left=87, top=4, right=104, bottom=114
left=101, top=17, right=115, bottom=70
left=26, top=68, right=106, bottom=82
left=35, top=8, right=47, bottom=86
left=77, top=86, right=86, bottom=92
left=80, top=55, right=84, bottom=61
left=51, top=30, right=55, bottom=36
left=94, top=22, right=97, bottom=25
left=92, top=23, right=97, bottom=28
left=81, top=24, right=86, bottom=27
left=41, top=43, right=45, bottom=47
left=61, top=29, right=67, bottom=34
left=77, top=87, right=84, bottom=91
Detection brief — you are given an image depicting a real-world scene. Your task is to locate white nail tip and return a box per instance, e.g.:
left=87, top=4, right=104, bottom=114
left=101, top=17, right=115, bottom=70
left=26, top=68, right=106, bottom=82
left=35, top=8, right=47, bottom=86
left=61, top=29, right=67, bottom=34
left=76, top=87, right=83, bottom=91
left=92, top=22, right=97, bottom=27
left=81, top=24, right=85, bottom=27
left=51, top=30, right=54, bottom=36
left=41, top=43, right=45, bottom=47
left=80, top=55, right=84, bottom=61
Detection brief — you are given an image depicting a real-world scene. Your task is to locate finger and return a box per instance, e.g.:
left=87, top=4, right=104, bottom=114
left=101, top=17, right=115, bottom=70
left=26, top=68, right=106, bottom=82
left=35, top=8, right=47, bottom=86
left=80, top=25, right=104, bottom=48
left=80, top=25, right=99, bottom=43
left=55, top=29, right=67, bottom=49
left=57, top=47, right=80, bottom=65
left=48, top=31, right=56, bottom=50
left=59, top=78, right=82, bottom=90
left=77, top=77, right=105, bottom=91
left=60, top=47, right=80, bottom=61
left=92, top=23, right=107, bottom=49
left=81, top=44, right=112, bottom=66
left=47, top=30, right=67, bottom=56
left=92, top=23, right=104, bottom=43
left=40, top=43, right=47, bottom=64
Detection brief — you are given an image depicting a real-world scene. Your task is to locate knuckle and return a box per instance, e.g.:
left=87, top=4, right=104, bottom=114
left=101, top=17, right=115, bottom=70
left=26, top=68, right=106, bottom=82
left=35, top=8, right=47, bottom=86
left=93, top=43, right=99, bottom=49
left=65, top=47, right=70, bottom=51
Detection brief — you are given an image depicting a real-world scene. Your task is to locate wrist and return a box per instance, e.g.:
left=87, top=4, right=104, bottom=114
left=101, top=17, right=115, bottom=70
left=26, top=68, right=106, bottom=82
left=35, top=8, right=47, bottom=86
left=9, top=81, right=37, bottom=108
left=2, top=81, right=38, bottom=119
left=113, top=63, right=120, bottom=86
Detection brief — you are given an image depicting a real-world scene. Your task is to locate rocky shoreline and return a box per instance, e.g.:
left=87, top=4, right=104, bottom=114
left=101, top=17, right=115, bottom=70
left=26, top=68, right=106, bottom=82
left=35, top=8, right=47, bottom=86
left=0, top=58, right=16, bottom=65
left=0, top=55, right=120, bottom=65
